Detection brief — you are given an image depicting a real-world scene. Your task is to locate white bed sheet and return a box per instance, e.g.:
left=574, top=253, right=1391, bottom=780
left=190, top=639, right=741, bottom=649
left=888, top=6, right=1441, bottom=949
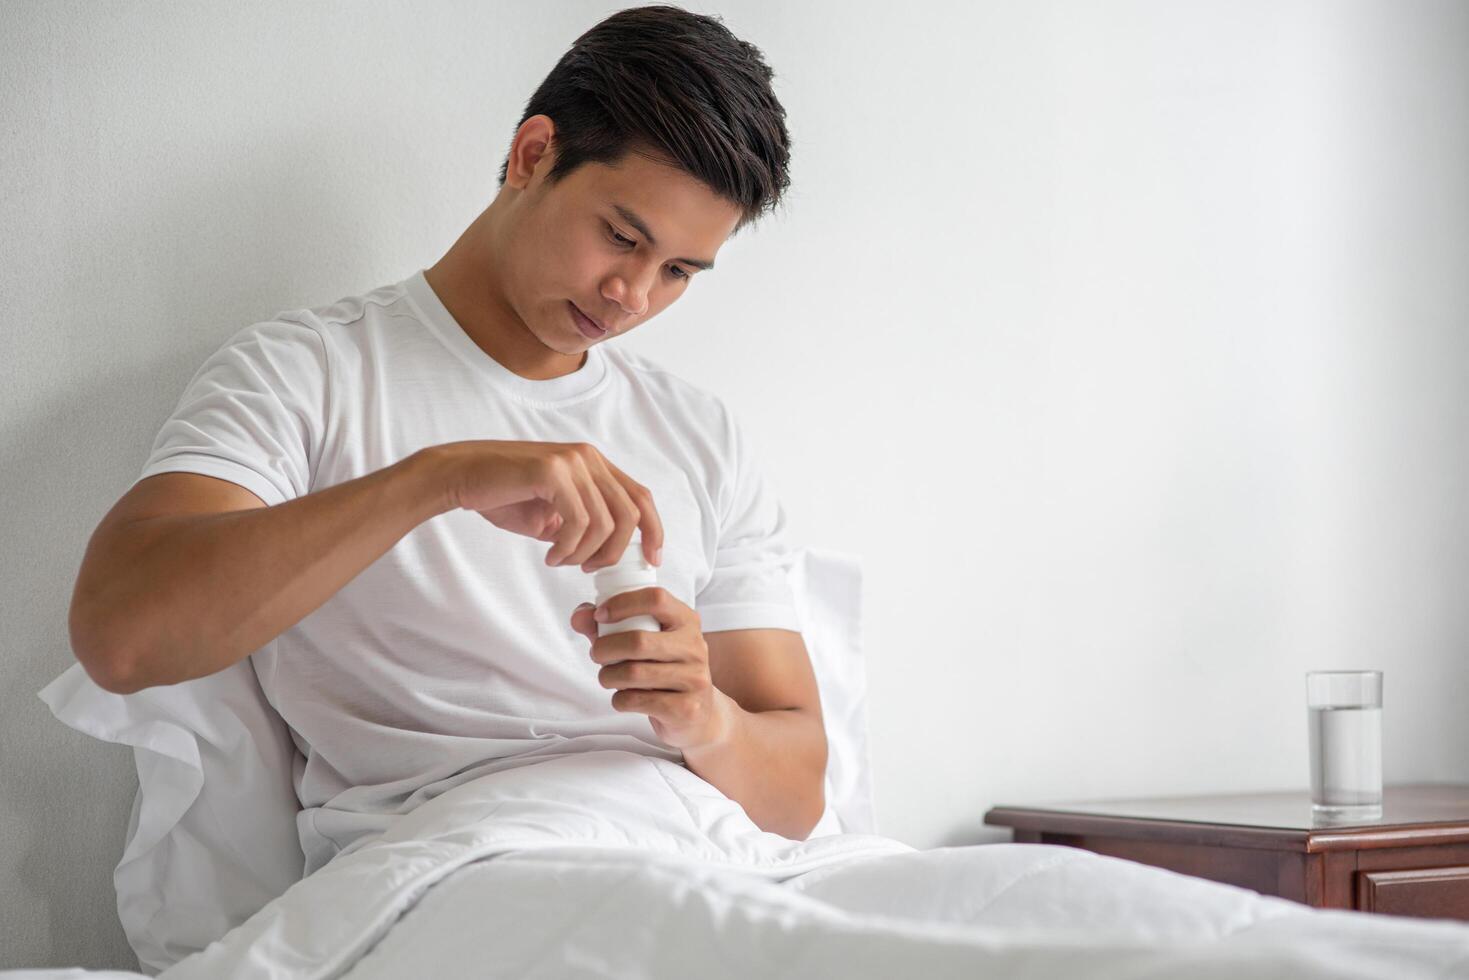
left=6, top=749, right=1469, bottom=979
left=345, top=846, right=1469, bottom=980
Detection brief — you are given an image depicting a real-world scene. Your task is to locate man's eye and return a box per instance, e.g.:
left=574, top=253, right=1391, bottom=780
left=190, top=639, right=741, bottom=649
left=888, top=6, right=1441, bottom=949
left=608, top=226, right=690, bottom=282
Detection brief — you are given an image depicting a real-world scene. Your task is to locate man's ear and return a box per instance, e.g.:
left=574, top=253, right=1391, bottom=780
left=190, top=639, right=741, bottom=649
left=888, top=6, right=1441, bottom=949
left=506, top=114, right=557, bottom=190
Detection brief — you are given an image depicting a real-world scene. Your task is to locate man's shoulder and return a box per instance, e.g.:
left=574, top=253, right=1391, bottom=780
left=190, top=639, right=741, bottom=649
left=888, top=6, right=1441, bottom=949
left=215, top=277, right=423, bottom=369
left=272, top=277, right=414, bottom=334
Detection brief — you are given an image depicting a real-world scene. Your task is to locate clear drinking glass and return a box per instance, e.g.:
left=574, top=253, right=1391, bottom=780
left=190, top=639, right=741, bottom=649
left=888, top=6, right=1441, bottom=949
left=1306, top=670, right=1383, bottom=817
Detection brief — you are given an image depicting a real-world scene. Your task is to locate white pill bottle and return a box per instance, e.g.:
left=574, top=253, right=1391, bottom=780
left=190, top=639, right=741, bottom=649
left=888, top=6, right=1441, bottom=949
left=591, top=534, right=662, bottom=636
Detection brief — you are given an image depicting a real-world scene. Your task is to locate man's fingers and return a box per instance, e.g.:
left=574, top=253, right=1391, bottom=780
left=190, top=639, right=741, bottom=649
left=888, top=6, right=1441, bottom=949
left=605, top=461, right=663, bottom=566
left=536, top=510, right=564, bottom=541
left=586, top=627, right=685, bottom=665
left=600, top=663, right=690, bottom=692
left=541, top=447, right=661, bottom=570
left=610, top=690, right=693, bottom=723
left=547, top=460, right=609, bottom=567
left=565, top=463, right=615, bottom=567
left=578, top=464, right=642, bottom=572
left=543, top=461, right=589, bottom=566
left=594, top=587, right=686, bottom=634
left=570, top=602, right=598, bottom=640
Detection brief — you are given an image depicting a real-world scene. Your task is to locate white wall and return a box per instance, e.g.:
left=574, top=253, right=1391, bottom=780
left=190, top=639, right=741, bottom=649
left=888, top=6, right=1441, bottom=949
left=3, top=0, right=1466, bottom=970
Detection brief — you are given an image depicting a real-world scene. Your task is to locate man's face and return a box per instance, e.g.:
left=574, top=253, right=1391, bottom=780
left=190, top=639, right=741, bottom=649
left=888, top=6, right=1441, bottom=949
left=498, top=136, right=744, bottom=357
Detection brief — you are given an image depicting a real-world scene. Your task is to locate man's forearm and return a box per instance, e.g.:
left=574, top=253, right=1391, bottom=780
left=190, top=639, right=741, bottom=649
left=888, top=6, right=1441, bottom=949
left=71, top=448, right=455, bottom=693
left=682, top=690, right=828, bottom=839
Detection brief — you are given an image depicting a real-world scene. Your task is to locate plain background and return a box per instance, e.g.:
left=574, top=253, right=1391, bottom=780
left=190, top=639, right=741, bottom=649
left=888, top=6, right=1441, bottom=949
left=3, top=0, right=1466, bottom=971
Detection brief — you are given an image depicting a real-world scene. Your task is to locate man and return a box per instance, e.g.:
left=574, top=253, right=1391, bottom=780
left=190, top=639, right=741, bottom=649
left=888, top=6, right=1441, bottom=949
left=67, top=4, right=826, bottom=875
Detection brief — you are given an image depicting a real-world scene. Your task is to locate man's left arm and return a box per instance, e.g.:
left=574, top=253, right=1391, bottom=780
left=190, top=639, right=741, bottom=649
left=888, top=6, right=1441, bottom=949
left=571, top=588, right=828, bottom=840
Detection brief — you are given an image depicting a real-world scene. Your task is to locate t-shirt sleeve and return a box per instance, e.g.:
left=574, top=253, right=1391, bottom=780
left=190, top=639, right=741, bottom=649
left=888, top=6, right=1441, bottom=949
left=694, top=408, right=802, bottom=634
left=134, top=317, right=330, bottom=507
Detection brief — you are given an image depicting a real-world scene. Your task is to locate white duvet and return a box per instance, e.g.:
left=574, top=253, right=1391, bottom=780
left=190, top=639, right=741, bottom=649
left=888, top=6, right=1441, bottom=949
left=12, top=750, right=1469, bottom=979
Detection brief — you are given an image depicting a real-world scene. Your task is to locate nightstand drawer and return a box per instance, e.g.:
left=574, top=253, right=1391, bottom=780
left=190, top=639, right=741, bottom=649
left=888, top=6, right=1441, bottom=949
left=1356, top=867, right=1469, bottom=921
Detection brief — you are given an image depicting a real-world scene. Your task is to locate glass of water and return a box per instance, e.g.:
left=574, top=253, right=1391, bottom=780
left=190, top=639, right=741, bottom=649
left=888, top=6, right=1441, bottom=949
left=1306, top=670, right=1383, bottom=818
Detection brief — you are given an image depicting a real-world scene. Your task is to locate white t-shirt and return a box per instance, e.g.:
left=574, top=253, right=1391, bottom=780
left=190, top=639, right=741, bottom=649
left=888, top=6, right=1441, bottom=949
left=134, top=270, right=801, bottom=873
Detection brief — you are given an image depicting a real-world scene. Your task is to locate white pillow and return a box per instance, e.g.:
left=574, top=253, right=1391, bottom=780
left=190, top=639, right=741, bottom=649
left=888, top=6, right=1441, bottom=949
left=37, top=545, right=874, bottom=973
left=791, top=547, right=878, bottom=836
left=37, top=657, right=303, bottom=976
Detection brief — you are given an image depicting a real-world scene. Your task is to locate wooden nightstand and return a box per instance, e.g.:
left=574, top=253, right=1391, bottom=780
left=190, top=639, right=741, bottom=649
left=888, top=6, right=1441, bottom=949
left=984, top=784, right=1469, bottom=921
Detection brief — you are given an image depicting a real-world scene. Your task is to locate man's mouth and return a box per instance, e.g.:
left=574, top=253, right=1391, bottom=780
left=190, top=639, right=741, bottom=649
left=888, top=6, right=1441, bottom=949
left=569, top=302, right=608, bottom=339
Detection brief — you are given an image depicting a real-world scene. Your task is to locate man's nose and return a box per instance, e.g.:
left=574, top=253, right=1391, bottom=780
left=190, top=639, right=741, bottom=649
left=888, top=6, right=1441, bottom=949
left=604, top=265, right=655, bottom=317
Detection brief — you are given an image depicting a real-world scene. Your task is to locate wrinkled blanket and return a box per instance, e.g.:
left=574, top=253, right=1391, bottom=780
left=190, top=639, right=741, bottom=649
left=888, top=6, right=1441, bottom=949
left=9, top=750, right=1469, bottom=979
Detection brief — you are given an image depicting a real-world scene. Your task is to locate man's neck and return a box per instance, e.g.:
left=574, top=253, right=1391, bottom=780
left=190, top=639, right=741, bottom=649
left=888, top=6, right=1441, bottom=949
left=423, top=252, right=586, bottom=381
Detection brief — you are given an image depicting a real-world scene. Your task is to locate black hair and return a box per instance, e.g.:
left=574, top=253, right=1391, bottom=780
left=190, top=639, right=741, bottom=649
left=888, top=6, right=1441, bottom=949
left=498, top=4, right=792, bottom=232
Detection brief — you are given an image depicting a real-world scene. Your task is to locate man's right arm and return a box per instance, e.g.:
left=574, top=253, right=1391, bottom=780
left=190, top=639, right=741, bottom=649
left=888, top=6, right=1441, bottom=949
left=69, top=448, right=455, bottom=694
left=69, top=439, right=662, bottom=695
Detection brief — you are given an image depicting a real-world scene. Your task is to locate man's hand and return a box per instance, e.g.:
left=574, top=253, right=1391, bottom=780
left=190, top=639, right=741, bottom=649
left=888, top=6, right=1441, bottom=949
left=570, top=588, right=735, bottom=750
left=571, top=589, right=828, bottom=838
left=433, top=440, right=663, bottom=571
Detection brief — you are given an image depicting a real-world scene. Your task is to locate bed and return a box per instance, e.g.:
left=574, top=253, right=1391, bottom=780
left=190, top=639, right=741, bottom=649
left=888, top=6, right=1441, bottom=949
left=7, top=549, right=1469, bottom=979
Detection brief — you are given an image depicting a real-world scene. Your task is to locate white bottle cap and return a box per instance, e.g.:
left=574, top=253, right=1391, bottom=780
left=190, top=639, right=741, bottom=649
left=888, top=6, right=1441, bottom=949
left=591, top=534, right=656, bottom=593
